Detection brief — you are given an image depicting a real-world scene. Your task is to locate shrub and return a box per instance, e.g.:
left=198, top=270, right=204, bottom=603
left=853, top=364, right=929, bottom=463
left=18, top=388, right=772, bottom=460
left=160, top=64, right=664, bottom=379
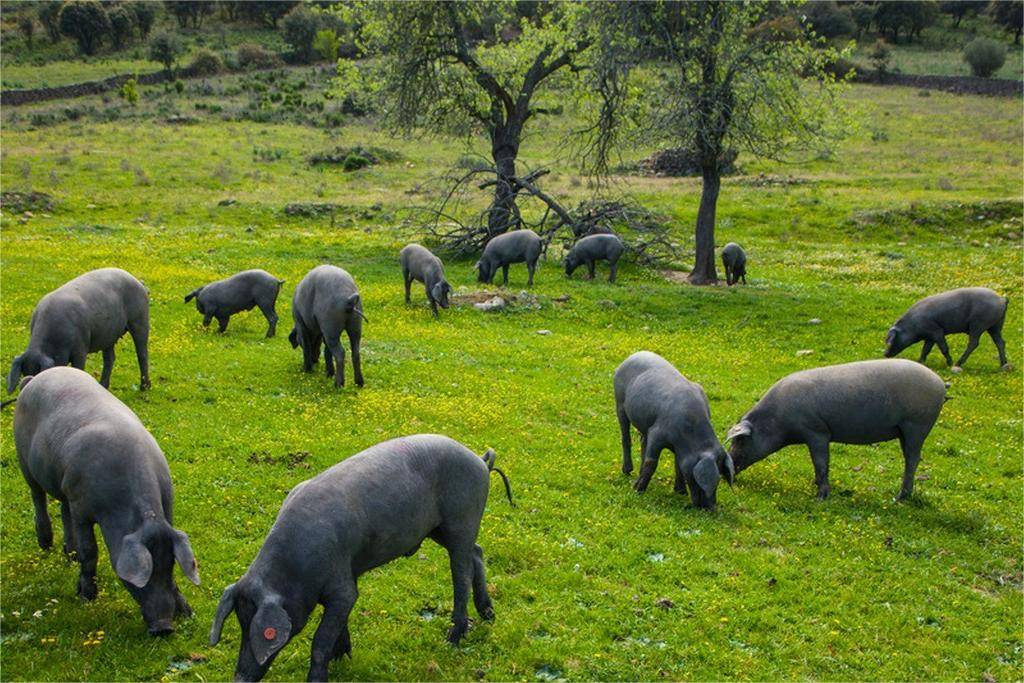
left=18, top=14, right=35, bottom=49
left=803, top=1, right=856, bottom=39
left=236, top=43, right=280, bottom=69
left=963, top=37, right=1006, bottom=77
left=188, top=48, right=225, bottom=76
left=282, top=4, right=319, bottom=63
left=120, top=78, right=139, bottom=105
left=342, top=154, right=370, bottom=172
left=239, top=1, right=297, bottom=28
left=58, top=0, right=110, bottom=56
left=149, top=31, right=184, bottom=75
left=37, top=1, right=63, bottom=43
left=127, top=1, right=157, bottom=38
left=850, top=2, right=875, bottom=37
left=107, top=4, right=136, bottom=50
left=869, top=39, right=892, bottom=75
left=174, top=79, right=185, bottom=93
left=165, top=0, right=213, bottom=29
left=313, top=29, right=342, bottom=61
left=989, top=0, right=1023, bottom=45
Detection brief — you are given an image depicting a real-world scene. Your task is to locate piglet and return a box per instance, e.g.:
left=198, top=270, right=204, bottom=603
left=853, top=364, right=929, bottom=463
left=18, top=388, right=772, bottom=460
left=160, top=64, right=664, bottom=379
left=13, top=367, right=199, bottom=634
left=185, top=269, right=285, bottom=337
left=614, top=351, right=733, bottom=509
left=476, top=230, right=542, bottom=287
left=400, top=244, right=452, bottom=318
left=564, top=234, right=625, bottom=283
left=720, top=242, right=747, bottom=286
left=727, top=359, right=947, bottom=501
left=885, top=287, right=1010, bottom=372
left=288, top=265, right=366, bottom=387
left=209, top=434, right=513, bottom=682
left=7, top=267, right=150, bottom=393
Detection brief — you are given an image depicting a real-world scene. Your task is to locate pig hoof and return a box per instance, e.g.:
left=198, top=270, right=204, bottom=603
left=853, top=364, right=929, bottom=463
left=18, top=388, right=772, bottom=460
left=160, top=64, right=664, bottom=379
left=632, top=479, right=647, bottom=493
left=77, top=578, right=97, bottom=601
left=479, top=605, right=495, bottom=621
left=950, top=365, right=963, bottom=374
left=140, top=379, right=151, bottom=391
left=446, top=623, right=468, bottom=645
left=1001, top=363, right=1013, bottom=372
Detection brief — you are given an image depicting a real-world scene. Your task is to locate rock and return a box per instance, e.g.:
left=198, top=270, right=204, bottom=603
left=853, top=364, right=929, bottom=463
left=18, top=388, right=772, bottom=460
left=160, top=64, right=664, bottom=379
left=796, top=349, right=814, bottom=357
left=218, top=198, right=237, bottom=206
left=474, top=296, right=506, bottom=312
left=597, top=299, right=616, bottom=307
left=536, top=330, right=551, bottom=335
left=808, top=318, right=822, bottom=325
left=950, top=365, right=963, bottom=374
left=655, top=598, right=675, bottom=610
left=554, top=294, right=571, bottom=303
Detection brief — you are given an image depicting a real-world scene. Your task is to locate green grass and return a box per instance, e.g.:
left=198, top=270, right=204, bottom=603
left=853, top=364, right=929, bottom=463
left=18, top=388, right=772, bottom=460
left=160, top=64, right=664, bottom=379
left=0, top=82, right=1021, bottom=682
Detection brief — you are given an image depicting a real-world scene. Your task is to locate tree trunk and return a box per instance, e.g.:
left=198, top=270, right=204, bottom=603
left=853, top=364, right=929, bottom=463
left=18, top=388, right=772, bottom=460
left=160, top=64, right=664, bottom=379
left=487, top=130, right=520, bottom=238
left=688, top=165, right=720, bottom=285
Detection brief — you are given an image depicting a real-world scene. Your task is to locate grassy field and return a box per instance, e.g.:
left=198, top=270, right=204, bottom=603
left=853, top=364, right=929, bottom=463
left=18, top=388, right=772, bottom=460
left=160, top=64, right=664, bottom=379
left=0, top=80, right=1021, bottom=682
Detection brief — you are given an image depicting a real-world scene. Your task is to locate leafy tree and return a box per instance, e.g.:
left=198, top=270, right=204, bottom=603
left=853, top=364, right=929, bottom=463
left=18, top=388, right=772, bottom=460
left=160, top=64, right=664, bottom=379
left=37, top=1, right=63, bottom=43
left=803, top=1, right=856, bottom=38
left=849, top=2, right=876, bottom=37
left=583, top=1, right=849, bottom=284
left=313, top=29, right=342, bottom=62
left=239, top=1, right=297, bottom=28
left=59, top=0, right=111, bottom=55
left=18, top=13, right=35, bottom=49
left=149, top=30, right=183, bottom=75
left=873, top=1, right=938, bottom=42
left=963, top=37, right=1006, bottom=76
left=120, top=77, right=140, bottom=105
left=282, top=4, right=320, bottom=63
left=940, top=1, right=983, bottom=27
left=165, top=0, right=213, bottom=29
left=869, top=37, right=892, bottom=75
left=336, top=1, right=590, bottom=238
left=128, top=1, right=158, bottom=38
left=107, top=4, right=137, bottom=50
left=988, top=0, right=1023, bottom=44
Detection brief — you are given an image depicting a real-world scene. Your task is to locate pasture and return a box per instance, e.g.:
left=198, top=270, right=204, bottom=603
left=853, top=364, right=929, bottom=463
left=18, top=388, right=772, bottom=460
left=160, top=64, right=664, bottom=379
left=0, top=81, right=1021, bottom=682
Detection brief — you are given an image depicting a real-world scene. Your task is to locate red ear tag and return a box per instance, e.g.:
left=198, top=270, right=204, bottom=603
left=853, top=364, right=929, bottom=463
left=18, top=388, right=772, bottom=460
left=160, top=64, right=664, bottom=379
left=264, top=627, right=277, bottom=640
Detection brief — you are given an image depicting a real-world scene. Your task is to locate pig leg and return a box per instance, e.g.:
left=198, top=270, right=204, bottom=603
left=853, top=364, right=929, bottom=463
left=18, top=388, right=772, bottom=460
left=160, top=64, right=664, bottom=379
left=202, top=313, right=213, bottom=328
left=308, top=581, right=357, bottom=681
left=918, top=340, right=934, bottom=364
left=634, top=430, right=666, bottom=493
left=403, top=269, right=412, bottom=303
left=502, top=264, right=510, bottom=286
left=741, top=272, right=747, bottom=285
left=75, top=519, right=98, bottom=600
left=174, top=581, right=192, bottom=617
left=99, top=347, right=115, bottom=388
left=618, top=406, right=633, bottom=475
left=989, top=326, right=1009, bottom=367
left=808, top=437, right=831, bottom=500
left=28, top=481, right=53, bottom=550
left=324, top=340, right=335, bottom=378
left=895, top=425, right=927, bottom=501
left=347, top=324, right=364, bottom=387
left=954, top=333, right=981, bottom=369
left=445, top=542, right=475, bottom=645
left=430, top=295, right=439, bottom=319
left=326, top=338, right=346, bottom=387
left=724, top=264, right=732, bottom=286
left=586, top=261, right=596, bottom=280
left=934, top=335, right=954, bottom=366
left=127, top=320, right=151, bottom=390
left=258, top=302, right=278, bottom=338
left=60, top=500, right=77, bottom=557
left=70, top=349, right=87, bottom=370
left=216, top=316, right=229, bottom=333
left=527, top=260, right=536, bottom=287
left=471, top=544, right=494, bottom=620
left=609, top=258, right=618, bottom=283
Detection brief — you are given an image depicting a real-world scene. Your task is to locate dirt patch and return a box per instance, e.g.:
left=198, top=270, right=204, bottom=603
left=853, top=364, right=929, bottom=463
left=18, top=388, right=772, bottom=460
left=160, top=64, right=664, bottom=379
left=248, top=450, right=311, bottom=469
left=661, top=269, right=728, bottom=286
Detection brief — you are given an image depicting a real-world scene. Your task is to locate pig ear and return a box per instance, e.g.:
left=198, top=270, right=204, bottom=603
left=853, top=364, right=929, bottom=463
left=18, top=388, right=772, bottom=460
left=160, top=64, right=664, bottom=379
left=720, top=452, right=736, bottom=486
left=288, top=327, right=299, bottom=349
left=249, top=599, right=292, bottom=666
left=172, top=529, right=200, bottom=585
left=693, top=457, right=721, bottom=496
left=885, top=326, right=899, bottom=344
left=115, top=533, right=153, bottom=588
left=209, top=582, right=238, bottom=646
left=725, top=421, right=752, bottom=442
left=6, top=355, right=23, bottom=395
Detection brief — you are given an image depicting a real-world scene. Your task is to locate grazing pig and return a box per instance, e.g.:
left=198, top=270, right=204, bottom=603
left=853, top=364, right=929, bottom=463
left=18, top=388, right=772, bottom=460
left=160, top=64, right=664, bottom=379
left=400, top=244, right=452, bottom=318
left=7, top=267, right=150, bottom=393
left=13, top=367, right=199, bottom=634
left=721, top=242, right=747, bottom=286
left=475, top=230, right=542, bottom=287
left=288, top=265, right=367, bottom=388
left=209, top=434, right=513, bottom=682
left=184, top=269, right=285, bottom=337
left=564, top=234, right=625, bottom=283
left=885, top=287, right=1010, bottom=372
left=726, top=359, right=947, bottom=501
left=614, top=351, right=734, bottom=509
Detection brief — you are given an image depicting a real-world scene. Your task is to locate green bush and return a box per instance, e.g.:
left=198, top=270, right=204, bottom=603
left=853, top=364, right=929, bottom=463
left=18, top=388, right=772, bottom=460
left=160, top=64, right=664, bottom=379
left=107, top=4, right=136, bottom=50
left=174, top=79, right=185, bottom=93
left=149, top=31, right=184, bottom=75
left=804, top=1, right=856, bottom=39
left=120, top=78, right=139, bottom=105
left=236, top=43, right=280, bottom=69
left=963, top=37, right=1006, bottom=78
left=282, top=4, right=319, bottom=63
left=869, top=39, right=892, bottom=75
left=127, top=1, right=157, bottom=38
left=313, top=29, right=341, bottom=62
left=37, top=1, right=63, bottom=43
left=58, top=0, right=110, bottom=55
left=189, top=48, right=225, bottom=76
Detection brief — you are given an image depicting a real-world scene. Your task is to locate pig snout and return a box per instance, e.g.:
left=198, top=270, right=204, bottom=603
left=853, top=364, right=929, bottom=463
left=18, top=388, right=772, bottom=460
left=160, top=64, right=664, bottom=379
left=147, top=619, right=175, bottom=636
